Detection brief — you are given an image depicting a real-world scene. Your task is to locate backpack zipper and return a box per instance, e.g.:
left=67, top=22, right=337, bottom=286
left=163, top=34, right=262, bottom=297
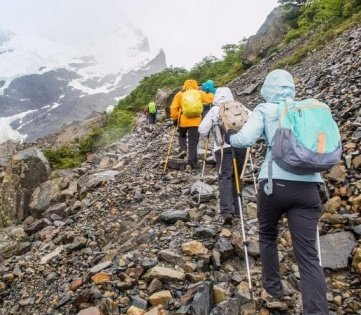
left=279, top=103, right=330, bottom=125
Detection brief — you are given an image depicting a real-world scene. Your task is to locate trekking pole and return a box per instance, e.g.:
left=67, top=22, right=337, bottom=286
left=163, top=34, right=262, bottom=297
left=197, top=135, right=209, bottom=204
left=249, top=151, right=258, bottom=195
left=163, top=124, right=177, bottom=173
left=316, top=225, right=322, bottom=266
left=231, top=147, right=254, bottom=300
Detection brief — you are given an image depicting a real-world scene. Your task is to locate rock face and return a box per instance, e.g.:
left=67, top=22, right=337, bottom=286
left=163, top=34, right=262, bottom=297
left=0, top=140, right=17, bottom=169
left=242, top=6, right=293, bottom=65
left=155, top=87, right=181, bottom=118
left=1, top=147, right=51, bottom=223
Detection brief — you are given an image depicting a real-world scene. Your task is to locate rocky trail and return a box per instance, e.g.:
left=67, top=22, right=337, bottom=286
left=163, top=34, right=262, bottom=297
left=0, top=26, right=361, bottom=315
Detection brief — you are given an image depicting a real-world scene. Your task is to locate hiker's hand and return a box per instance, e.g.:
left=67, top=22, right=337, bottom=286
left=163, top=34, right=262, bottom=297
left=173, top=120, right=178, bottom=127
left=224, top=129, right=237, bottom=145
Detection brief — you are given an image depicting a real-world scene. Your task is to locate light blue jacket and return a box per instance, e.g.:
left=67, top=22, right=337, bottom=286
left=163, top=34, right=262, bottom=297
left=230, top=69, right=322, bottom=183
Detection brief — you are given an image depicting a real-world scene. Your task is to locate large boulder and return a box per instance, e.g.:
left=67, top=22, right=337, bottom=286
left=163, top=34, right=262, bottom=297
left=242, top=6, right=294, bottom=65
left=1, top=147, right=51, bottom=224
left=29, top=177, right=69, bottom=217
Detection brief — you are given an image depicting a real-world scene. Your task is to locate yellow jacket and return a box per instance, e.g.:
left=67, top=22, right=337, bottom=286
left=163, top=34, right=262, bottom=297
left=202, top=92, right=214, bottom=105
left=170, top=80, right=211, bottom=127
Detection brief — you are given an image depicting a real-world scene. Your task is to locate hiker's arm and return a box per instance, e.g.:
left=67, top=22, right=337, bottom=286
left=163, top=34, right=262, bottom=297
left=230, top=107, right=264, bottom=148
left=170, top=92, right=181, bottom=121
left=200, top=91, right=214, bottom=105
left=198, top=107, right=216, bottom=137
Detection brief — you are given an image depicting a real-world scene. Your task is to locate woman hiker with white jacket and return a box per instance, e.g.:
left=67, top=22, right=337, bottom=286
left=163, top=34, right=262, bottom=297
left=198, top=87, right=249, bottom=226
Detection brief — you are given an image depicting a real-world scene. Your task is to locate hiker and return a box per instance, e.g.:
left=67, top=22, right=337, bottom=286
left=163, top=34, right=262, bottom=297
left=199, top=87, right=250, bottom=225
left=201, top=79, right=216, bottom=118
left=170, top=79, right=210, bottom=169
left=225, top=69, right=330, bottom=314
left=144, top=101, right=157, bottom=125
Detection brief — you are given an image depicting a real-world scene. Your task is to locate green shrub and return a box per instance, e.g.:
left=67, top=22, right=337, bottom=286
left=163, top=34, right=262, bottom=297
left=44, top=146, right=85, bottom=169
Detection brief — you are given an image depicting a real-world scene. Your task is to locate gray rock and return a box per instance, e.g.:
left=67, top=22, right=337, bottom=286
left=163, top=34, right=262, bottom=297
left=29, top=178, right=67, bottom=217
left=160, top=210, right=189, bottom=224
left=191, top=282, right=213, bottom=315
left=0, top=227, right=26, bottom=258
left=158, top=249, right=183, bottom=266
left=167, top=158, right=188, bottom=171
left=174, top=304, right=191, bottom=315
left=194, top=227, right=218, bottom=239
left=89, top=261, right=112, bottom=273
left=215, top=238, right=235, bottom=263
left=42, top=202, right=68, bottom=219
left=242, top=83, right=259, bottom=95
left=210, top=298, right=241, bottom=315
left=131, top=295, right=148, bottom=309
left=1, top=147, right=51, bottom=223
left=24, top=219, right=49, bottom=235
left=320, top=232, right=357, bottom=270
left=78, top=170, right=120, bottom=191
left=354, top=224, right=361, bottom=237
left=191, top=181, right=214, bottom=203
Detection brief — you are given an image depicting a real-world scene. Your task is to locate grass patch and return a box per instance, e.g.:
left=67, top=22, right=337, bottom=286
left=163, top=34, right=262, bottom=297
left=274, top=9, right=361, bottom=69
left=44, top=109, right=135, bottom=170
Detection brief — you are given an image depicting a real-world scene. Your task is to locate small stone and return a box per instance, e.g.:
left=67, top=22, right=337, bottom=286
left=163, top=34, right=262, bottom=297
left=159, top=210, right=189, bottom=224
left=77, top=306, right=101, bottom=315
left=69, top=278, right=83, bottom=291
left=143, top=266, right=185, bottom=282
left=324, top=196, right=341, bottom=213
left=246, top=202, right=257, bottom=219
left=91, top=272, right=111, bottom=284
left=352, top=248, right=361, bottom=271
left=219, top=229, right=232, bottom=238
left=148, top=278, right=163, bottom=294
left=0, top=282, right=6, bottom=292
left=127, top=306, right=145, bottom=315
left=149, top=290, right=172, bottom=306
left=213, top=282, right=233, bottom=304
left=184, top=261, right=197, bottom=273
left=2, top=273, right=15, bottom=283
left=182, top=240, right=208, bottom=256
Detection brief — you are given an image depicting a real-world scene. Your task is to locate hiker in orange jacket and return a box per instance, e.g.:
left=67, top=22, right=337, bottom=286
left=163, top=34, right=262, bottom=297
left=170, top=79, right=209, bottom=169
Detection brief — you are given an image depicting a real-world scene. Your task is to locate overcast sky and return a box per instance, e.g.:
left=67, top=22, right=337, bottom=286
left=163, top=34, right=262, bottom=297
left=0, top=0, right=279, bottom=69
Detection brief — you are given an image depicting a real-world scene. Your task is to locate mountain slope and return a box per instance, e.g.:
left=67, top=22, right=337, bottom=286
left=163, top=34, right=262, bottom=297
left=0, top=28, right=166, bottom=142
left=0, top=24, right=360, bottom=314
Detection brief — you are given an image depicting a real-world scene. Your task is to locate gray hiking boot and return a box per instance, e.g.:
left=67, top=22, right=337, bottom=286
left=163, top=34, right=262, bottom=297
left=260, top=289, right=288, bottom=311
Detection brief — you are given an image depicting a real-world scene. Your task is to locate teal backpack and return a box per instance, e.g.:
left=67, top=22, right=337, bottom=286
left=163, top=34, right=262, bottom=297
left=272, top=99, right=341, bottom=174
left=148, top=101, right=157, bottom=114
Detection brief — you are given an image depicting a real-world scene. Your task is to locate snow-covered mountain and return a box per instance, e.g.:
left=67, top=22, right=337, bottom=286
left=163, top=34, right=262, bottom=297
left=0, top=25, right=166, bottom=143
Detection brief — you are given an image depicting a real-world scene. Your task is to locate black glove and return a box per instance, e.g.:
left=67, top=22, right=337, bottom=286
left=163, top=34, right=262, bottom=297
left=224, top=129, right=237, bottom=145
left=173, top=120, right=178, bottom=126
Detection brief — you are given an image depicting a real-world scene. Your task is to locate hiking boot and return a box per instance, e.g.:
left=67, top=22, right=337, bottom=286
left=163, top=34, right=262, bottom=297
left=260, top=289, right=288, bottom=311
left=223, top=216, right=233, bottom=226
left=175, top=151, right=187, bottom=159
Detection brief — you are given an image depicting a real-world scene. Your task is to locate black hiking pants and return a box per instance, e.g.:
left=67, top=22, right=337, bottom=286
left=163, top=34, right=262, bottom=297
left=178, top=126, right=199, bottom=168
left=147, top=112, right=157, bottom=124
left=257, top=179, right=328, bottom=315
left=215, top=147, right=247, bottom=218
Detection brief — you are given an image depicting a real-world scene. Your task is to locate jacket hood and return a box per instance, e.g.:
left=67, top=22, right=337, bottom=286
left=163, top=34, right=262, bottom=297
left=183, top=79, right=199, bottom=91
left=201, top=80, right=216, bottom=94
left=213, top=87, right=234, bottom=106
left=260, top=69, right=295, bottom=103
